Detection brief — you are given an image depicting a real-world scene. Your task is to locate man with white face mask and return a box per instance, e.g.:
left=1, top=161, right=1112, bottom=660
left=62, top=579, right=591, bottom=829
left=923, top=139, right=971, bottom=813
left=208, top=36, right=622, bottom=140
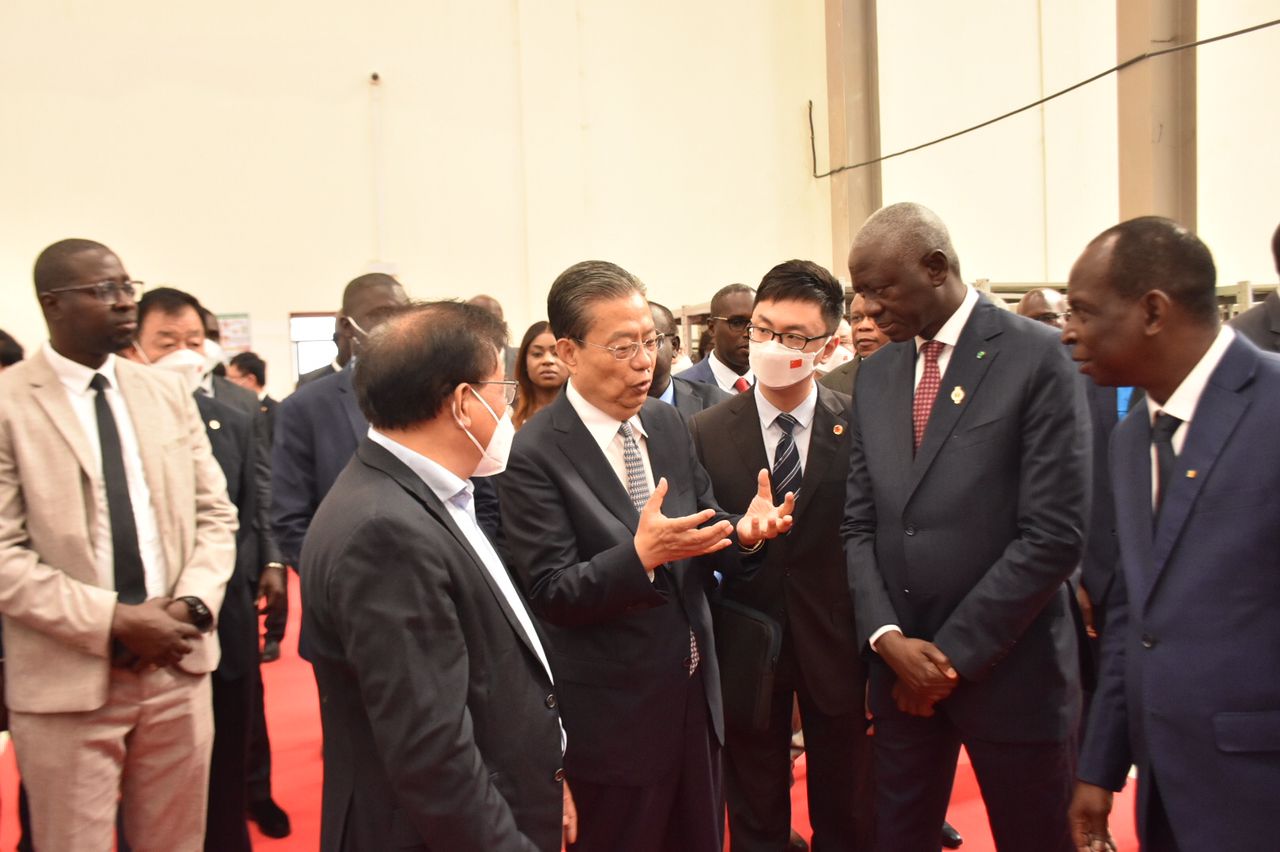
left=301, top=301, right=569, bottom=852
left=690, top=260, right=874, bottom=852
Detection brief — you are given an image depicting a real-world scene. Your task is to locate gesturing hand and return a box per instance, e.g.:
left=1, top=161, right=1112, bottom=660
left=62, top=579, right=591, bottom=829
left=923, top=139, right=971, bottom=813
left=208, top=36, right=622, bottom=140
left=634, top=477, right=735, bottom=571
left=736, top=469, right=796, bottom=547
left=1068, top=782, right=1116, bottom=851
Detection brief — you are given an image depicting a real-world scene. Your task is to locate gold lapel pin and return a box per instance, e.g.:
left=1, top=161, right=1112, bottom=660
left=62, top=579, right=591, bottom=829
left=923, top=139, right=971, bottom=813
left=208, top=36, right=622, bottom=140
left=209, top=419, right=221, bottom=430
left=950, top=386, right=965, bottom=405
left=833, top=424, right=844, bottom=436
left=1186, top=470, right=1197, bottom=478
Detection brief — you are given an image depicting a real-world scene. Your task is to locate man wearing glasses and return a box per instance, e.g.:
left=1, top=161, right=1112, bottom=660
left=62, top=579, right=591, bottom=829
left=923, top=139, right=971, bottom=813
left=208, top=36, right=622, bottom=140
left=499, top=261, right=796, bottom=852
left=677, top=283, right=756, bottom=393
left=0, top=239, right=236, bottom=851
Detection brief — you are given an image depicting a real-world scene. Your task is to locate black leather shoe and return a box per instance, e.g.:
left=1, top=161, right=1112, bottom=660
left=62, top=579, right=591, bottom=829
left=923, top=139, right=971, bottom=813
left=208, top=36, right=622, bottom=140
left=786, top=829, right=809, bottom=852
left=941, top=820, right=964, bottom=848
left=261, top=638, right=281, bottom=662
left=248, top=798, right=292, bottom=838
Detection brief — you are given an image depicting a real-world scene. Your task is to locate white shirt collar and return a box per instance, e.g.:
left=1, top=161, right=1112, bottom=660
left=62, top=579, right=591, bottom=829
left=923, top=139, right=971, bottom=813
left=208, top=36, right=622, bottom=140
left=565, top=380, right=648, bottom=455
left=754, top=382, right=818, bottom=433
left=1146, top=326, right=1235, bottom=425
left=708, top=350, right=754, bottom=391
left=42, top=341, right=119, bottom=395
left=366, top=427, right=473, bottom=508
left=915, top=286, right=980, bottom=352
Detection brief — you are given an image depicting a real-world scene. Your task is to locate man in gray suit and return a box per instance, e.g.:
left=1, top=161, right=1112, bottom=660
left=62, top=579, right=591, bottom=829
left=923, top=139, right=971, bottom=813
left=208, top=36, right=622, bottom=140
left=842, top=203, right=1090, bottom=852
left=1228, top=222, right=1280, bottom=353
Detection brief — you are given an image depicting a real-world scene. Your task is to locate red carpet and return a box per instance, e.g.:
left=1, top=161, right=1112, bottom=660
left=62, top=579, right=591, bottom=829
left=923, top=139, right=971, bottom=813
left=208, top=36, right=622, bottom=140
left=1, top=573, right=1138, bottom=850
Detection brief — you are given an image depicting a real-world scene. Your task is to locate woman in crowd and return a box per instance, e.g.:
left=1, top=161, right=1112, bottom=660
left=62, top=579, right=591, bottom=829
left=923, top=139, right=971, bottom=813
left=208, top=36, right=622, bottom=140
left=513, top=320, right=567, bottom=429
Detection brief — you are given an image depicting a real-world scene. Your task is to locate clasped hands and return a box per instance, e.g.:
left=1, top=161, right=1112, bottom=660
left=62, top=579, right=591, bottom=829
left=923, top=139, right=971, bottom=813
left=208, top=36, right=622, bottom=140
left=110, top=597, right=202, bottom=671
left=877, top=632, right=959, bottom=717
left=634, top=470, right=794, bottom=571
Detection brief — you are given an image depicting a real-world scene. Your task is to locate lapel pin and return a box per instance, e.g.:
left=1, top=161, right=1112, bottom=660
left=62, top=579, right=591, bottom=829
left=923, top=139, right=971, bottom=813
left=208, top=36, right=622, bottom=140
left=976, top=350, right=986, bottom=359
left=209, top=419, right=221, bottom=431
left=1185, top=470, right=1197, bottom=478
left=833, top=424, right=844, bottom=436
left=950, top=386, right=965, bottom=405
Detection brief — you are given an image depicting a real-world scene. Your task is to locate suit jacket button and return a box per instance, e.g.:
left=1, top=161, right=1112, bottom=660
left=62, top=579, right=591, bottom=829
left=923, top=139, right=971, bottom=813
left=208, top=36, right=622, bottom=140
left=1141, top=634, right=1157, bottom=649
left=554, top=768, right=566, bottom=782
left=905, top=524, right=916, bottom=536
left=545, top=693, right=557, bottom=710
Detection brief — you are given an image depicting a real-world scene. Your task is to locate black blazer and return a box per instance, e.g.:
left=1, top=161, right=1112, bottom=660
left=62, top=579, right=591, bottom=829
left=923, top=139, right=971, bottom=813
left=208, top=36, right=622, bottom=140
left=301, top=439, right=563, bottom=852
left=194, top=394, right=260, bottom=682
left=1079, top=381, right=1144, bottom=611
left=690, top=384, right=864, bottom=717
left=843, top=300, right=1090, bottom=742
left=1229, top=290, right=1280, bottom=353
left=670, top=375, right=730, bottom=420
left=818, top=356, right=861, bottom=398
left=497, top=393, right=737, bottom=786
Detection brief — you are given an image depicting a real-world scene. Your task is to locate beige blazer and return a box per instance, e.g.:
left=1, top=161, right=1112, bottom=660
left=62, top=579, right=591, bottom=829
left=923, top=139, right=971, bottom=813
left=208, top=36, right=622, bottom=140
left=0, top=350, right=237, bottom=713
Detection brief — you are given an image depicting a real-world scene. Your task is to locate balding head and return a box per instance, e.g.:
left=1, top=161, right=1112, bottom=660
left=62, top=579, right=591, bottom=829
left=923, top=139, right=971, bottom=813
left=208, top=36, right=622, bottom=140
left=33, top=238, right=113, bottom=295
left=467, top=294, right=505, bottom=322
left=1016, top=287, right=1068, bottom=329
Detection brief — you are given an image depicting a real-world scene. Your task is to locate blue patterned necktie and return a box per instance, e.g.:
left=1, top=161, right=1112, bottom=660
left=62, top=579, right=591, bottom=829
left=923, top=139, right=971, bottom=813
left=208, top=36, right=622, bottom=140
left=771, top=412, right=802, bottom=503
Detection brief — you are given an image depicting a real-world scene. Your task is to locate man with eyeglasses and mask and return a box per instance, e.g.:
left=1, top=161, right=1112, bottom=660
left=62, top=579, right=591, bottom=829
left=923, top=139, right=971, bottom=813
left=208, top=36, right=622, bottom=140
left=0, top=239, right=236, bottom=851
left=678, top=283, right=756, bottom=393
left=499, top=261, right=797, bottom=852
left=691, top=260, right=875, bottom=852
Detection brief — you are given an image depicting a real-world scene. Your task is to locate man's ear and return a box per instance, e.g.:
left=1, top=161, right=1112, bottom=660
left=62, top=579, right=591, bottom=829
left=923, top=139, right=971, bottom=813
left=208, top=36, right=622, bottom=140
left=814, top=334, right=840, bottom=366
left=451, top=382, right=474, bottom=427
left=555, top=337, right=580, bottom=374
left=1140, top=289, right=1173, bottom=336
left=922, top=250, right=950, bottom=285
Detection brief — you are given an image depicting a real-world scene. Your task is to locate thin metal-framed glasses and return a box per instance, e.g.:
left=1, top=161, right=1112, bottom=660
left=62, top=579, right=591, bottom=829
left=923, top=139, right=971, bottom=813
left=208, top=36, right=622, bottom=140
left=473, top=381, right=518, bottom=406
left=746, top=324, right=831, bottom=352
left=575, top=334, right=666, bottom=361
left=45, top=280, right=145, bottom=306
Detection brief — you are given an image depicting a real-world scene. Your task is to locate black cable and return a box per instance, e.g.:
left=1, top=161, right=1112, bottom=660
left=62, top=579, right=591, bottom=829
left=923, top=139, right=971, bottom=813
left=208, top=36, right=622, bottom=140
left=810, top=17, right=1280, bottom=179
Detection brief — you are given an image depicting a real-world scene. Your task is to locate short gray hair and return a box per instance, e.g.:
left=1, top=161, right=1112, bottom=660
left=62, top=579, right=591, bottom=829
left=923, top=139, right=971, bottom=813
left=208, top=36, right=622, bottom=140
left=853, top=202, right=961, bottom=277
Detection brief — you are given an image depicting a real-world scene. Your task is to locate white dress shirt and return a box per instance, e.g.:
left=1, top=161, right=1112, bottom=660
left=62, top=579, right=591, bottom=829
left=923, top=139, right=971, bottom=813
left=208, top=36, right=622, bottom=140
left=754, top=383, right=818, bottom=471
left=1145, top=326, right=1235, bottom=508
left=871, top=285, right=981, bottom=652
left=707, top=350, right=754, bottom=393
left=42, top=344, right=168, bottom=599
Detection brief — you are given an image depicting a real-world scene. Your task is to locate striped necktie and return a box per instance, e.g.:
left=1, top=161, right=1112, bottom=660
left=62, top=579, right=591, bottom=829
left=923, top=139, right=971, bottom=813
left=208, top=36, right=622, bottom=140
left=771, top=412, right=802, bottom=503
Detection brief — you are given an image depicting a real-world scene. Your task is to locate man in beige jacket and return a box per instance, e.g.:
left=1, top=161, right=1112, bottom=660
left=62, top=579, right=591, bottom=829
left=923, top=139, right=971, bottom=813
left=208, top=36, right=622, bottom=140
left=0, top=238, right=237, bottom=852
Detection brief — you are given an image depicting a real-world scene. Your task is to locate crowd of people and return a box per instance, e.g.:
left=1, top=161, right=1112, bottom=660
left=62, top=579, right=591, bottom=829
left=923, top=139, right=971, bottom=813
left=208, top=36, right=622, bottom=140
left=0, top=206, right=1276, bottom=852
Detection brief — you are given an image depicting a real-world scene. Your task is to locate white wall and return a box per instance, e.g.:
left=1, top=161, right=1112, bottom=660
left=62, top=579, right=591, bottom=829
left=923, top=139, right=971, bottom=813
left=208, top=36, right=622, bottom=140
left=0, top=0, right=832, bottom=398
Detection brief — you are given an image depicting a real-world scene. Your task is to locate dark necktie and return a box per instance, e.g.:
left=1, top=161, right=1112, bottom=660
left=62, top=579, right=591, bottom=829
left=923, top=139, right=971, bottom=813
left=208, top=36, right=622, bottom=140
left=89, top=374, right=147, bottom=603
left=1151, top=412, right=1182, bottom=520
left=771, top=413, right=802, bottom=503
left=912, top=340, right=945, bottom=452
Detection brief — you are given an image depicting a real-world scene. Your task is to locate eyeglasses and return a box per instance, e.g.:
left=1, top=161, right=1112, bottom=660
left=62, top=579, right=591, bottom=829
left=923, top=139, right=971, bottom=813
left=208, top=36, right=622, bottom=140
left=575, top=334, right=666, bottom=361
left=1031, top=312, right=1066, bottom=325
left=746, top=324, right=831, bottom=352
left=473, top=381, right=518, bottom=406
left=46, top=280, right=144, bottom=305
left=709, top=315, right=751, bottom=332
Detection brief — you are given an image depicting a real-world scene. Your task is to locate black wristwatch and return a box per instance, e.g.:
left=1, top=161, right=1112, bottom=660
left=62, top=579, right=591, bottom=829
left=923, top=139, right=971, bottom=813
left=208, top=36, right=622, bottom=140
left=178, top=596, right=215, bottom=633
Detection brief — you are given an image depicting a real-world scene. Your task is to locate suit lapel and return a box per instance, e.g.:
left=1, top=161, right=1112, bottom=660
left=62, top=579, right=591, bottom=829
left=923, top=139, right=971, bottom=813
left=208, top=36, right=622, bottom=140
left=337, top=370, right=366, bottom=443
left=551, top=394, right=639, bottom=533
left=724, top=392, right=769, bottom=485
left=793, top=387, right=845, bottom=519
left=907, top=305, right=1000, bottom=498
left=879, top=343, right=915, bottom=486
left=28, top=356, right=97, bottom=480
left=115, top=366, right=184, bottom=577
left=1111, top=414, right=1157, bottom=597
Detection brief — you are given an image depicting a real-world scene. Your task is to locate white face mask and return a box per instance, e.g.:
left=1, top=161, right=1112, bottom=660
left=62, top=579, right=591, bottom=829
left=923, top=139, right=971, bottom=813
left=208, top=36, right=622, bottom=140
left=202, top=338, right=226, bottom=376
left=748, top=338, right=827, bottom=389
left=147, top=347, right=207, bottom=393
left=452, top=385, right=515, bottom=477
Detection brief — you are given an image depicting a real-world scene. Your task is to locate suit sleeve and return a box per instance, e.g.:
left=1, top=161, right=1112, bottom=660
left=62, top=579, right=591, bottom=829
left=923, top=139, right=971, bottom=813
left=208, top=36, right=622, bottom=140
left=932, top=341, right=1091, bottom=680
left=326, top=515, right=540, bottom=852
left=251, top=410, right=284, bottom=573
left=1076, top=557, right=1133, bottom=791
left=270, top=395, right=316, bottom=567
left=497, top=439, right=670, bottom=628
left=170, top=387, right=238, bottom=615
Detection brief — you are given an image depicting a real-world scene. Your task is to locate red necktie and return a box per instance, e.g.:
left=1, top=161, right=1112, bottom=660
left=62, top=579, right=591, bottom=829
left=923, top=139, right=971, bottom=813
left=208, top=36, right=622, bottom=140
left=912, top=340, right=945, bottom=452
left=733, top=376, right=751, bottom=394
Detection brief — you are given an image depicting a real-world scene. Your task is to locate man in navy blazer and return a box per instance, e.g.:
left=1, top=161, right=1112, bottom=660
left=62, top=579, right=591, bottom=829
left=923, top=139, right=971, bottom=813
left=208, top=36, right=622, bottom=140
left=843, top=203, right=1090, bottom=852
left=676, top=283, right=756, bottom=394
left=1066, top=217, right=1280, bottom=851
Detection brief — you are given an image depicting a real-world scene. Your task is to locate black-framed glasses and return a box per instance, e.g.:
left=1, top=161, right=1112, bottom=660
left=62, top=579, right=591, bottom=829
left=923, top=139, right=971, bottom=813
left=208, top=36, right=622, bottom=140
left=46, top=280, right=144, bottom=305
left=473, top=381, right=518, bottom=406
left=746, top=324, right=831, bottom=352
left=709, top=315, right=751, bottom=332
left=575, top=334, right=666, bottom=361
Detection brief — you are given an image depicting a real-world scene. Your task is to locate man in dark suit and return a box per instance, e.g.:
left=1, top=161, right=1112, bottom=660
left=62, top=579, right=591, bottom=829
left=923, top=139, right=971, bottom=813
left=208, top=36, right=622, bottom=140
left=820, top=292, right=890, bottom=398
left=297, top=325, right=354, bottom=388
left=677, top=283, right=756, bottom=393
left=649, top=301, right=730, bottom=419
left=842, top=203, right=1089, bottom=852
left=691, top=260, right=873, bottom=852
left=302, top=301, right=567, bottom=851
left=499, top=261, right=796, bottom=852
left=1066, top=218, right=1280, bottom=852
left=1227, top=222, right=1280, bottom=353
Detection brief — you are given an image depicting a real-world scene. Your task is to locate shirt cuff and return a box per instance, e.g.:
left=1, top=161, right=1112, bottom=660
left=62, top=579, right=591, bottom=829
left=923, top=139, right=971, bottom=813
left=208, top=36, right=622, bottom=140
left=869, top=625, right=903, bottom=653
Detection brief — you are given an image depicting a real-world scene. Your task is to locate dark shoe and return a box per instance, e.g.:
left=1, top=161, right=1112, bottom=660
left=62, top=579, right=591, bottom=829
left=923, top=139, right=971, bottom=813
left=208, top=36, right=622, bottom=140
left=786, top=829, right=809, bottom=852
left=261, top=638, right=281, bottom=662
left=941, top=820, right=964, bottom=849
left=248, top=798, right=292, bottom=838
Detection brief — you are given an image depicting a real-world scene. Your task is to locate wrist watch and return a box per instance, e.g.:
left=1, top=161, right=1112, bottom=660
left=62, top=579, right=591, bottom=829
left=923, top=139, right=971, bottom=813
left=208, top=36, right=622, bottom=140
left=178, top=596, right=215, bottom=633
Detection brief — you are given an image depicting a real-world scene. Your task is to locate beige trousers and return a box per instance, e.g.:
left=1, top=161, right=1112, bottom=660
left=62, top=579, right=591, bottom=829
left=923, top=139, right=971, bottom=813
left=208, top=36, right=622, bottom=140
left=10, top=665, right=214, bottom=852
